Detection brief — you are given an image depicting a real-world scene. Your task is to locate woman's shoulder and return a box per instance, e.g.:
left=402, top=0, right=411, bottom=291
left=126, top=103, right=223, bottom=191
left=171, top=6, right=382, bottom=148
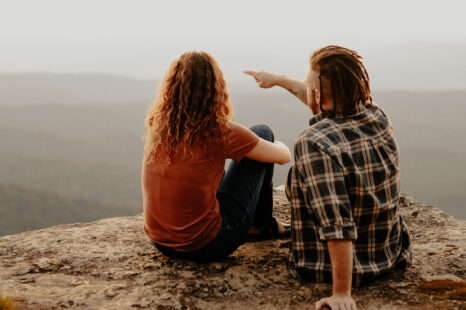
left=223, top=122, right=260, bottom=162
left=227, top=121, right=259, bottom=143
left=225, top=121, right=260, bottom=142
left=226, top=121, right=254, bottom=135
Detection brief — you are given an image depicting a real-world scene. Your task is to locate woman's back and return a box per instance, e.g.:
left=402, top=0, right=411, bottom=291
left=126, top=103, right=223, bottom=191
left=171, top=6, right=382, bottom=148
left=142, top=51, right=289, bottom=260
left=142, top=122, right=259, bottom=251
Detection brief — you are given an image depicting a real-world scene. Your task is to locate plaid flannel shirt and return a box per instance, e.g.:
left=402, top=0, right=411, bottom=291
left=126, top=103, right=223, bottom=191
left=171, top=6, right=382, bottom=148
left=286, top=102, right=412, bottom=286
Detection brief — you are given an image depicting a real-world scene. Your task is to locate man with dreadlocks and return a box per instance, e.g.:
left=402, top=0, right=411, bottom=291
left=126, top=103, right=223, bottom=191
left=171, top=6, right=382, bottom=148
left=245, top=45, right=412, bottom=310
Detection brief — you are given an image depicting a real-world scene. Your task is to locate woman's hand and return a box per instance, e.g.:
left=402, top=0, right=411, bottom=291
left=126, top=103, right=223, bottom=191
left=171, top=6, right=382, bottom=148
left=243, top=70, right=282, bottom=89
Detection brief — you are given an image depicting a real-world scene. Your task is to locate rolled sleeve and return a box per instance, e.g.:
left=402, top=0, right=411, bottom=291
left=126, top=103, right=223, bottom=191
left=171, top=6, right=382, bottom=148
left=295, top=139, right=357, bottom=241
left=319, top=224, right=357, bottom=240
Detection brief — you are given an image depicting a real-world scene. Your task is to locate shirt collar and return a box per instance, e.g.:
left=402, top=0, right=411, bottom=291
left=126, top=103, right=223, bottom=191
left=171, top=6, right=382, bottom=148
left=332, top=102, right=368, bottom=119
left=309, top=102, right=369, bottom=125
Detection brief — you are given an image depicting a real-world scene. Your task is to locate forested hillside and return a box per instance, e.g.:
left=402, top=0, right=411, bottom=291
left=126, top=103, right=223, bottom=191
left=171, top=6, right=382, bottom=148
left=0, top=181, right=140, bottom=236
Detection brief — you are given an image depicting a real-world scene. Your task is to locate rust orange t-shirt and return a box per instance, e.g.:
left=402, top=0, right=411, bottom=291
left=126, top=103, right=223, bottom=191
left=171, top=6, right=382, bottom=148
left=142, top=122, right=260, bottom=251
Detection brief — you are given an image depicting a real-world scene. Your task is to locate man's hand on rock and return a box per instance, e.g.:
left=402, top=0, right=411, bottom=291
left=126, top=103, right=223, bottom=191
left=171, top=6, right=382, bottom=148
left=315, top=294, right=357, bottom=310
left=243, top=70, right=281, bottom=89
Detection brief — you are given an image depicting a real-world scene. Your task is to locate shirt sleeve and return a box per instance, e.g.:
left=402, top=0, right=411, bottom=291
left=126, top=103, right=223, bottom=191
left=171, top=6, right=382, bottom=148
left=294, top=138, right=357, bottom=241
left=224, top=122, right=260, bottom=162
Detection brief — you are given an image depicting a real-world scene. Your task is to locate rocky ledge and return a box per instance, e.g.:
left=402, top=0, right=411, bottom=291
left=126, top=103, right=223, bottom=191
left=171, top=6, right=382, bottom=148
left=0, top=189, right=465, bottom=309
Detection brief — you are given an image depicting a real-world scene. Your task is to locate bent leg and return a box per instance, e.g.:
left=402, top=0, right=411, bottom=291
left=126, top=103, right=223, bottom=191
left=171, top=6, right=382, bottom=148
left=249, top=125, right=275, bottom=230
left=199, top=124, right=276, bottom=259
left=217, top=124, right=274, bottom=227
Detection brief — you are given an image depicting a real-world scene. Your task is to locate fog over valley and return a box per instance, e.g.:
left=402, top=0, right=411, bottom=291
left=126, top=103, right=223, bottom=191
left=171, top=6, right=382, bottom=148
left=1, top=0, right=465, bottom=234
left=0, top=73, right=464, bottom=235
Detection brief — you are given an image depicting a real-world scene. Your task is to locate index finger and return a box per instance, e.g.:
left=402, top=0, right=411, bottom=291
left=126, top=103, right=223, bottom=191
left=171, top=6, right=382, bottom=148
left=243, top=70, right=257, bottom=77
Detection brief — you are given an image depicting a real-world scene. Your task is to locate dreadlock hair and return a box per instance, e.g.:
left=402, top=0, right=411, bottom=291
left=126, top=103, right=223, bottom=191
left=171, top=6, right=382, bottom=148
left=310, top=45, right=373, bottom=116
left=143, top=51, right=233, bottom=164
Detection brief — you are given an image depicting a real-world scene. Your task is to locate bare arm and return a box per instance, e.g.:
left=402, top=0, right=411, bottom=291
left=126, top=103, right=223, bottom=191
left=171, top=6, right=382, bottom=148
left=315, top=240, right=357, bottom=310
left=276, top=76, right=308, bottom=106
left=244, top=138, right=291, bottom=165
left=243, top=70, right=309, bottom=108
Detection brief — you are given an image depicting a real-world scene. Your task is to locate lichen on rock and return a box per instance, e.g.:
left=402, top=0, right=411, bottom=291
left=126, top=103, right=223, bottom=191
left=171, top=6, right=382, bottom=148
left=0, top=189, right=465, bottom=309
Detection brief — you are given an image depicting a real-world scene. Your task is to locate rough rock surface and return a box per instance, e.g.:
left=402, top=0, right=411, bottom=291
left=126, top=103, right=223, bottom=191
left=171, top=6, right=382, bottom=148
left=0, top=189, right=465, bottom=309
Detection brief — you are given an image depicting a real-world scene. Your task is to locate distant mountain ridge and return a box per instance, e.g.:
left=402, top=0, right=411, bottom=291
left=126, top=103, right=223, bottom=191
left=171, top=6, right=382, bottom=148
left=0, top=73, right=158, bottom=105
left=0, top=74, right=464, bottom=236
left=0, top=153, right=141, bottom=204
left=0, top=181, right=140, bottom=236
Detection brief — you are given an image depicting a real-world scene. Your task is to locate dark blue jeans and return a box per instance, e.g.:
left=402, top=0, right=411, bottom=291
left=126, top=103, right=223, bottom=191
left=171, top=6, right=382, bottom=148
left=153, top=124, right=275, bottom=261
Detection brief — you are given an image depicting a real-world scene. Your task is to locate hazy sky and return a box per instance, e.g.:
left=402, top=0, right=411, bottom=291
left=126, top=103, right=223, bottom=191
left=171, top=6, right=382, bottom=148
left=1, top=0, right=466, bottom=89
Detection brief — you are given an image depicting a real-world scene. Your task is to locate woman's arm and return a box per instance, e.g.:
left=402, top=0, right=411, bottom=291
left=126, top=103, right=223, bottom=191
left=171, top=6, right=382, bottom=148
left=243, top=70, right=308, bottom=106
left=245, top=138, right=291, bottom=165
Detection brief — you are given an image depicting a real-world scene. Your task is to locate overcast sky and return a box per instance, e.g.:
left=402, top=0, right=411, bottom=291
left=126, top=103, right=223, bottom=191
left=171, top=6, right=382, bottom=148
left=1, top=0, right=465, bottom=89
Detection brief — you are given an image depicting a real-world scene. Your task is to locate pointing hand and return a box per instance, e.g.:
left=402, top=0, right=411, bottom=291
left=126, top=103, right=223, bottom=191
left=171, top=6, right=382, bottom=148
left=243, top=70, right=280, bottom=89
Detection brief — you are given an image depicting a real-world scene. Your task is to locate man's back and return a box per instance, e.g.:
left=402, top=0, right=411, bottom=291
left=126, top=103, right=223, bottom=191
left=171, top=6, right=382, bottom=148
left=286, top=102, right=412, bottom=286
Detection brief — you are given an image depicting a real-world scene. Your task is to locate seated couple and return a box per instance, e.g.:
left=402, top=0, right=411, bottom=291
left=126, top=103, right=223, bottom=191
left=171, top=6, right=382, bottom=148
left=142, top=46, right=412, bottom=310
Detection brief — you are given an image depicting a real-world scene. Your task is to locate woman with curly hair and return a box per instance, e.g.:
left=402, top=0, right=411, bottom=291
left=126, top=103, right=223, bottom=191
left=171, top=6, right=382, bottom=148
left=142, top=51, right=291, bottom=261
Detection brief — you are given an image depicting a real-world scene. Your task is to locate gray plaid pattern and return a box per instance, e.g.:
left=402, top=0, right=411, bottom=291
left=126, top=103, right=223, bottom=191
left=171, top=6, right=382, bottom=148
left=286, top=103, right=412, bottom=286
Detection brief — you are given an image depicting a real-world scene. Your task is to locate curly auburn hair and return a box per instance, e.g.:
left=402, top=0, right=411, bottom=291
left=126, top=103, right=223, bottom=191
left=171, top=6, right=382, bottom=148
left=143, top=51, right=233, bottom=164
left=310, top=45, right=373, bottom=116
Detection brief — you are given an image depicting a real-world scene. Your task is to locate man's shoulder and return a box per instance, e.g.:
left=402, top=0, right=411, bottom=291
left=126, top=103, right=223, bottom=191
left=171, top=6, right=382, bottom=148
left=295, top=116, right=348, bottom=156
left=295, top=104, right=391, bottom=153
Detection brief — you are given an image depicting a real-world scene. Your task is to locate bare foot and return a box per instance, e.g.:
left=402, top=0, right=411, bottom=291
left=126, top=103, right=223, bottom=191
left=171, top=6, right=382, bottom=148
left=276, top=221, right=287, bottom=234
left=248, top=225, right=261, bottom=235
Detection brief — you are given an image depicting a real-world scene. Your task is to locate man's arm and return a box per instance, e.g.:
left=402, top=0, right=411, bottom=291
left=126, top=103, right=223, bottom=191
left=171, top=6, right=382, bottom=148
left=243, top=71, right=310, bottom=108
left=316, top=240, right=357, bottom=310
left=276, top=75, right=308, bottom=106
left=294, top=142, right=358, bottom=309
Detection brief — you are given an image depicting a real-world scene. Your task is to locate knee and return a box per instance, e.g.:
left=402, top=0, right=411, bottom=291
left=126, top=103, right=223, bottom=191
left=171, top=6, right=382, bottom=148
left=249, top=124, right=274, bottom=142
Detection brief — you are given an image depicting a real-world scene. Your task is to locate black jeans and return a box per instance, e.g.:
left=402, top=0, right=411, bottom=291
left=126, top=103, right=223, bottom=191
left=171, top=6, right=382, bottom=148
left=153, top=124, right=275, bottom=261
